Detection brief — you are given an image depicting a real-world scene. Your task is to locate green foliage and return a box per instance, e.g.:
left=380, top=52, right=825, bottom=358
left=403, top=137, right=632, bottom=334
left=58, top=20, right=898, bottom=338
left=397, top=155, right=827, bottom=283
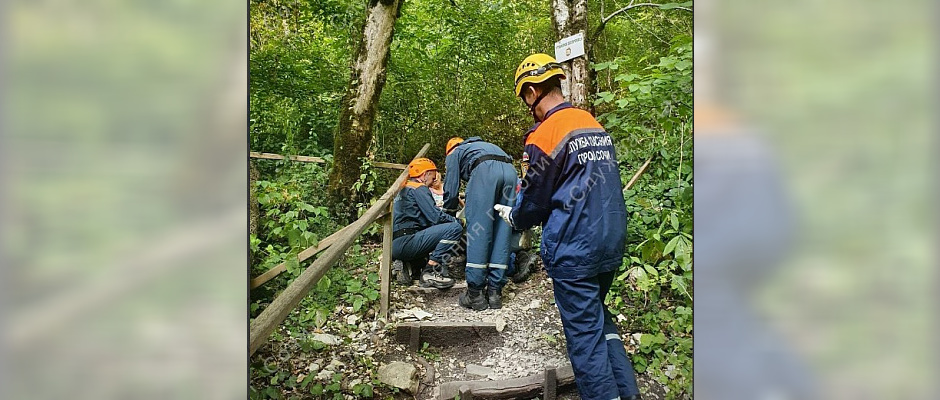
left=418, top=342, right=442, bottom=362
left=376, top=0, right=553, bottom=163
left=595, top=35, right=693, bottom=157
left=250, top=0, right=363, bottom=155
left=595, top=28, right=694, bottom=400
left=251, top=160, right=339, bottom=280
left=340, top=266, right=381, bottom=313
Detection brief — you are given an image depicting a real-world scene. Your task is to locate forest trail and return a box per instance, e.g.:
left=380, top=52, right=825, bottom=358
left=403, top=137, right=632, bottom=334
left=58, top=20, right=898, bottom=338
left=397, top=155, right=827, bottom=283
left=378, top=257, right=669, bottom=400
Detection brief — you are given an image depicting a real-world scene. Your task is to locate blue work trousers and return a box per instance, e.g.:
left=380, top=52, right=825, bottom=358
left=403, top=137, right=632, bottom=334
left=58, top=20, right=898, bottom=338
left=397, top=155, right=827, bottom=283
left=463, top=161, right=517, bottom=290
left=553, top=270, right=640, bottom=400
left=392, top=222, right=463, bottom=265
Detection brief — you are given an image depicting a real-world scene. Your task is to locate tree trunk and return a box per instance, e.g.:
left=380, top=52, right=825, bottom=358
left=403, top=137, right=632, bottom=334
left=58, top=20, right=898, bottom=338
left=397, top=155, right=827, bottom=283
left=551, top=0, right=593, bottom=112
left=249, top=161, right=260, bottom=267
left=328, top=0, right=404, bottom=209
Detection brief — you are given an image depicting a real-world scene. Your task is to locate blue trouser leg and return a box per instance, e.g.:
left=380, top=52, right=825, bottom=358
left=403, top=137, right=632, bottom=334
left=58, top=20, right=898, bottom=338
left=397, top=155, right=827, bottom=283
left=505, top=225, right=525, bottom=276
left=391, top=222, right=463, bottom=265
left=552, top=272, right=623, bottom=400
left=487, top=163, right=517, bottom=290
left=598, top=271, right=640, bottom=398
left=464, top=164, right=497, bottom=290
left=506, top=252, right=516, bottom=276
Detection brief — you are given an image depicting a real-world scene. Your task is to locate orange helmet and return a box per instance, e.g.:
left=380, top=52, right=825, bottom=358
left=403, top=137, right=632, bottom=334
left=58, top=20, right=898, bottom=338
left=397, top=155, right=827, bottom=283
left=408, top=157, right=437, bottom=178
left=446, top=137, right=464, bottom=155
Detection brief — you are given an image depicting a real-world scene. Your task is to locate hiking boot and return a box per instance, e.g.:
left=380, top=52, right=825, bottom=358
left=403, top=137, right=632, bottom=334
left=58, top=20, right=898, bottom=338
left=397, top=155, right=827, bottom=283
left=486, top=288, right=502, bottom=309
left=419, top=264, right=455, bottom=290
left=392, top=260, right=412, bottom=286
left=458, top=288, right=488, bottom=311
left=510, top=251, right=536, bottom=283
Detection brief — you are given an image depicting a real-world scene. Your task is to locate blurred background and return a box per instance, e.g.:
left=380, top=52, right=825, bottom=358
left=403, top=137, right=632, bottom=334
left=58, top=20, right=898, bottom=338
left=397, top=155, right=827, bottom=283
left=2, top=0, right=248, bottom=399
left=695, top=0, right=933, bottom=399
left=0, top=0, right=932, bottom=399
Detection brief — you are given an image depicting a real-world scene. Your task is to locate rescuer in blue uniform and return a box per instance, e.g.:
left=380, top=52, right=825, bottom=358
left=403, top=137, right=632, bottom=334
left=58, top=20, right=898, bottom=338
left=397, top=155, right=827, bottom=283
left=495, top=53, right=641, bottom=400
left=391, top=158, right=461, bottom=289
left=443, top=137, right=518, bottom=310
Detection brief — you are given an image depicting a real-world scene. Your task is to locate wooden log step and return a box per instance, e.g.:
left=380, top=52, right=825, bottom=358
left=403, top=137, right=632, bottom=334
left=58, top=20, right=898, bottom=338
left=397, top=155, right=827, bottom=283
left=394, top=322, right=498, bottom=348
left=437, top=365, right=575, bottom=400
left=438, top=365, right=574, bottom=400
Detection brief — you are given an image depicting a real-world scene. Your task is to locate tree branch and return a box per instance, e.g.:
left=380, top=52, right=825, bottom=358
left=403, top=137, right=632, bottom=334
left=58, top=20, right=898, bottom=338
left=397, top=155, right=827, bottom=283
left=591, top=2, right=692, bottom=41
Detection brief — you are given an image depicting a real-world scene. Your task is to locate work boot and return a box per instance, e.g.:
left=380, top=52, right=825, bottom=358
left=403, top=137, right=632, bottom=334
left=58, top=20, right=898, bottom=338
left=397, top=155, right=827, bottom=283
left=419, top=263, right=454, bottom=290
left=510, top=251, right=535, bottom=283
left=486, top=288, right=502, bottom=309
left=458, top=288, right=488, bottom=311
left=392, top=260, right=412, bottom=286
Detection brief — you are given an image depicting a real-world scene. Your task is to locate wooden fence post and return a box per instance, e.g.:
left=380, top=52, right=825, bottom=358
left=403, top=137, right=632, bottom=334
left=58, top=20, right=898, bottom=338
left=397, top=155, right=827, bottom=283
left=379, top=201, right=394, bottom=320
left=543, top=367, right=557, bottom=400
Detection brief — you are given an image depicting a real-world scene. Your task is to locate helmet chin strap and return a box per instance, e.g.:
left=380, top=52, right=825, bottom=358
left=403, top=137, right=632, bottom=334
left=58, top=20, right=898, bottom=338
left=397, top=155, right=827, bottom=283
left=526, top=89, right=551, bottom=122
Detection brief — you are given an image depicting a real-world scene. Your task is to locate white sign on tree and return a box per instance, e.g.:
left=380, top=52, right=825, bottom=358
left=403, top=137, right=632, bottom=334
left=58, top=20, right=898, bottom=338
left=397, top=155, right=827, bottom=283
left=554, top=32, right=585, bottom=63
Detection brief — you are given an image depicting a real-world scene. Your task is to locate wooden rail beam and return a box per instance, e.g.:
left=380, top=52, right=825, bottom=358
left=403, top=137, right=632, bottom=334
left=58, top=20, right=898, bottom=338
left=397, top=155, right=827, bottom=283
left=249, top=151, right=407, bottom=170
left=249, top=210, right=389, bottom=289
left=373, top=161, right=407, bottom=170
left=249, top=152, right=325, bottom=163
left=249, top=144, right=430, bottom=355
left=623, top=156, right=653, bottom=193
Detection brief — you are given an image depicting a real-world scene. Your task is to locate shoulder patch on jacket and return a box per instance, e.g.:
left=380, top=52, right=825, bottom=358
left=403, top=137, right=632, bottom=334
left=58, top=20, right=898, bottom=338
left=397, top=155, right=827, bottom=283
left=525, top=108, right=605, bottom=158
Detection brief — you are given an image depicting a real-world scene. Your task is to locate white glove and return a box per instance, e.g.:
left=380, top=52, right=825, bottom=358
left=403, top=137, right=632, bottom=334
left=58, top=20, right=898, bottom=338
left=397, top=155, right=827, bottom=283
left=493, top=204, right=513, bottom=225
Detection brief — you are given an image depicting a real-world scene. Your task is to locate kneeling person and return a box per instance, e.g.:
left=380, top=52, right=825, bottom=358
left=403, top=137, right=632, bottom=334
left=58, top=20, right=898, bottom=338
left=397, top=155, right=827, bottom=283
left=392, top=158, right=461, bottom=289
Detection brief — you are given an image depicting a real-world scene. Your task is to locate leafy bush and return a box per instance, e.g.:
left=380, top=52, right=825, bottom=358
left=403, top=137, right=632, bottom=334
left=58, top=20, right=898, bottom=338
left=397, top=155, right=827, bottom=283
left=250, top=158, right=340, bottom=280
left=597, top=34, right=694, bottom=399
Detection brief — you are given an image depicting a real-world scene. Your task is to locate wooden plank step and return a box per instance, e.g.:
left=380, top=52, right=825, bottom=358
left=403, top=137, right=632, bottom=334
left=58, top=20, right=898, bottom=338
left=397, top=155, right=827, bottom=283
left=394, top=322, right=498, bottom=348
left=438, top=365, right=575, bottom=400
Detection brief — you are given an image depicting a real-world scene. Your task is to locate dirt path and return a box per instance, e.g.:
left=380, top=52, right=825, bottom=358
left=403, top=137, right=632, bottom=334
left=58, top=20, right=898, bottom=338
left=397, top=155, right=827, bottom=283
left=378, top=260, right=668, bottom=400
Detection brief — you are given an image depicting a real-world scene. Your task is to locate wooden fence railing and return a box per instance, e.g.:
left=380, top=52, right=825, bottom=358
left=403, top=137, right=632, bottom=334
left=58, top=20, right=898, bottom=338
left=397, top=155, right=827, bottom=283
left=249, top=209, right=389, bottom=289
left=249, top=151, right=406, bottom=170
left=249, top=144, right=429, bottom=355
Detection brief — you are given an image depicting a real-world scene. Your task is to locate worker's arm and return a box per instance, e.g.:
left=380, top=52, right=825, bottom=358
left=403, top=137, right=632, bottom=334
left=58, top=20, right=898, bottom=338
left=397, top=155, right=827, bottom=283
left=415, top=185, right=457, bottom=225
left=510, top=143, right=558, bottom=230
left=442, top=151, right=462, bottom=214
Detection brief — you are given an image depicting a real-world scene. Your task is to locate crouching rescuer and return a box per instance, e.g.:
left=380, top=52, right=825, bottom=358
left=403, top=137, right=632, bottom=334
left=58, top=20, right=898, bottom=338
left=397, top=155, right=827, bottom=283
left=391, top=158, right=461, bottom=290
left=493, top=53, right=642, bottom=400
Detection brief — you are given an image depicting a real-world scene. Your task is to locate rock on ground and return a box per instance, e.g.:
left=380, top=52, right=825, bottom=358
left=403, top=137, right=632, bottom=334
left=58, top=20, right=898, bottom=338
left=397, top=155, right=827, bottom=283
left=378, top=361, right=419, bottom=394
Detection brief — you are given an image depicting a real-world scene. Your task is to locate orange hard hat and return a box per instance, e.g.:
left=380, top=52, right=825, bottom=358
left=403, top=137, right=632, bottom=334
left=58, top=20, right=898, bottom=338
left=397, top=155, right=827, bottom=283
left=408, top=157, right=437, bottom=178
left=446, top=137, right=465, bottom=155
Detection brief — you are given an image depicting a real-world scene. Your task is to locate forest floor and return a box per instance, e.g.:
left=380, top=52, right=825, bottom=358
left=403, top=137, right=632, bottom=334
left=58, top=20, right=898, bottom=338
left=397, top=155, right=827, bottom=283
left=250, top=244, right=671, bottom=400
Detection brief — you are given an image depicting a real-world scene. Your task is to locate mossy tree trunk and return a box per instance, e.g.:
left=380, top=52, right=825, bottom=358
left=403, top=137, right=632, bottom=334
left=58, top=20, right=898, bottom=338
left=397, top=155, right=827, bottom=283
left=328, top=0, right=404, bottom=213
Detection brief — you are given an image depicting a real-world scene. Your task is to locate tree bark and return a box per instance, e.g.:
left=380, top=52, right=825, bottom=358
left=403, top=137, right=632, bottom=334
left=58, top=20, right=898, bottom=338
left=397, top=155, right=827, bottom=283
left=328, top=0, right=404, bottom=208
left=551, top=0, right=593, bottom=112
left=249, top=161, right=260, bottom=266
